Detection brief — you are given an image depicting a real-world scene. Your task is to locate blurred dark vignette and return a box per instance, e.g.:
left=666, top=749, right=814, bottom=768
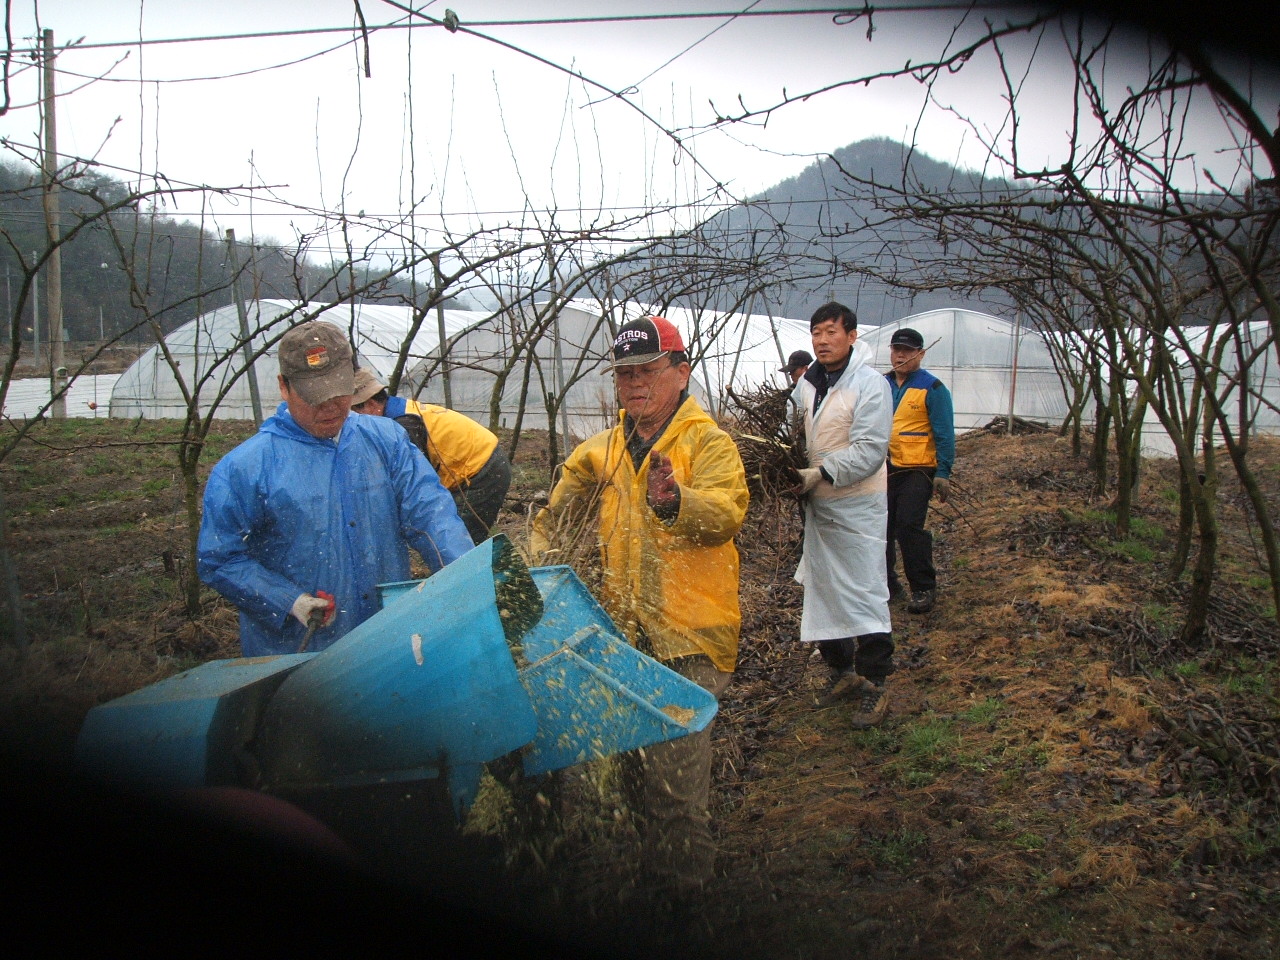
left=3, top=1, right=1273, bottom=956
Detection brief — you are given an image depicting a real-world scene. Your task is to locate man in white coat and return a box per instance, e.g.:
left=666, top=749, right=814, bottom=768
left=787, top=302, right=895, bottom=728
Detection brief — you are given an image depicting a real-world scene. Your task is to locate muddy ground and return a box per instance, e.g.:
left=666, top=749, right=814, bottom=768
left=0, top=416, right=1277, bottom=958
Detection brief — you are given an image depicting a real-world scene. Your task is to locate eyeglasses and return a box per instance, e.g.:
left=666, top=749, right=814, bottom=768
left=613, top=361, right=674, bottom=382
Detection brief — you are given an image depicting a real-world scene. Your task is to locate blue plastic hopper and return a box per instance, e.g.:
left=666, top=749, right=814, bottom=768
left=253, top=536, right=542, bottom=812
left=517, top=565, right=619, bottom=664
left=518, top=624, right=717, bottom=775
left=379, top=564, right=615, bottom=665
left=386, top=563, right=719, bottom=777
left=74, top=654, right=314, bottom=791
left=74, top=539, right=718, bottom=821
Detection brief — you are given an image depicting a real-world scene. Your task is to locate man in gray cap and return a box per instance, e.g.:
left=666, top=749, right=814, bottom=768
left=197, top=320, right=474, bottom=656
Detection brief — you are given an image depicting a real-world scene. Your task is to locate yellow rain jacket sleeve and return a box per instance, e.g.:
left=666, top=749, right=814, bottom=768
left=531, top=397, right=749, bottom=673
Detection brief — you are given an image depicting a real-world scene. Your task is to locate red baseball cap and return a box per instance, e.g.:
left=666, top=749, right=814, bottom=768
left=609, top=316, right=685, bottom=367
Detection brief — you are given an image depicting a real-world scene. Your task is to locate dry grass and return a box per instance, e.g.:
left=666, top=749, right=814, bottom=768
left=514, top=429, right=1280, bottom=959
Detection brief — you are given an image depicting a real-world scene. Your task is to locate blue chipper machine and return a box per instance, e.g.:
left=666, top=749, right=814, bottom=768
left=74, top=535, right=716, bottom=832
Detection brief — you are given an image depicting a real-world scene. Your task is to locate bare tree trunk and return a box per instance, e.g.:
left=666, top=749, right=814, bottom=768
left=1091, top=377, right=1112, bottom=498
left=540, top=352, right=561, bottom=476
left=1110, top=392, right=1147, bottom=537
left=505, top=338, right=540, bottom=469
left=1182, top=481, right=1219, bottom=645
left=1219, top=436, right=1280, bottom=622
left=1170, top=471, right=1194, bottom=580
left=1111, top=437, right=1135, bottom=537
left=179, top=431, right=204, bottom=618
left=1059, top=383, right=1089, bottom=456
left=0, top=483, right=29, bottom=654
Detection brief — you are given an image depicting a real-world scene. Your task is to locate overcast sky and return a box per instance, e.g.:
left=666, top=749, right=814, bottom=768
left=2, top=1, right=1275, bottom=260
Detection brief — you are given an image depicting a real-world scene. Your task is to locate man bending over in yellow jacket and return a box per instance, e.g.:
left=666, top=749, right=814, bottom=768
left=351, top=370, right=512, bottom=545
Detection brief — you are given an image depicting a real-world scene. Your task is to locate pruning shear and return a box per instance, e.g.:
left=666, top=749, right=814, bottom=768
left=297, top=590, right=336, bottom=653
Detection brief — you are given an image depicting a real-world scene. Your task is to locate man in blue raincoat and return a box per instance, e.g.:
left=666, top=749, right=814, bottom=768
left=197, top=321, right=474, bottom=656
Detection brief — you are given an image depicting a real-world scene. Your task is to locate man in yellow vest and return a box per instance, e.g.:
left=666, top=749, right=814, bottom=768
left=350, top=369, right=512, bottom=545
left=885, top=327, right=955, bottom=614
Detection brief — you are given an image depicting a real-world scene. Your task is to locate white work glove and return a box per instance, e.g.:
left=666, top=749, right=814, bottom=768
left=290, top=593, right=334, bottom=628
left=933, top=476, right=951, bottom=504
left=790, top=466, right=823, bottom=497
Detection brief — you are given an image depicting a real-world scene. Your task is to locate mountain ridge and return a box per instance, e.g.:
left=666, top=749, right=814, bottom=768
left=689, top=136, right=1018, bottom=326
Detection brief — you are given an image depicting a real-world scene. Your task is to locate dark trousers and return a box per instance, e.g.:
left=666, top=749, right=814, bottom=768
left=453, top=447, right=513, bottom=545
left=817, top=633, right=894, bottom=686
left=619, top=654, right=731, bottom=896
left=887, top=467, right=936, bottom=593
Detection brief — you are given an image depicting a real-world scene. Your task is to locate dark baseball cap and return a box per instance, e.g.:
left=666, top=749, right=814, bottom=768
left=278, top=321, right=355, bottom=405
left=609, top=316, right=686, bottom=367
left=779, top=349, right=813, bottom=373
left=889, top=327, right=924, bottom=349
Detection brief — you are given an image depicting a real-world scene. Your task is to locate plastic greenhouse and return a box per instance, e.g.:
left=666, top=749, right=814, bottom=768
left=107, top=298, right=1278, bottom=457
left=398, top=299, right=815, bottom=437
left=858, top=309, right=1071, bottom=430
left=108, top=300, right=485, bottom=421
left=108, top=298, right=814, bottom=439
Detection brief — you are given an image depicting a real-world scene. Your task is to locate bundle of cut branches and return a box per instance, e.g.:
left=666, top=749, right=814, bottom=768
left=979, top=415, right=1052, bottom=435
left=724, top=384, right=808, bottom=500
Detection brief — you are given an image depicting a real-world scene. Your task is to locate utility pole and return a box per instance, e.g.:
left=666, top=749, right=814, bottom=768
left=98, top=262, right=108, bottom=343
left=42, top=29, right=66, bottom=418
left=1008, top=310, right=1023, bottom=435
left=31, top=251, right=39, bottom=362
left=548, top=242, right=570, bottom=444
left=225, top=229, right=263, bottom=425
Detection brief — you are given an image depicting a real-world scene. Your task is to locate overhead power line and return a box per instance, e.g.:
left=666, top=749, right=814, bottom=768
left=15, top=7, right=989, bottom=54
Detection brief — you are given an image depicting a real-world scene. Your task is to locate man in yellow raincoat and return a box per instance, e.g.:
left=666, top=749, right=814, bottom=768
left=531, top=315, right=748, bottom=915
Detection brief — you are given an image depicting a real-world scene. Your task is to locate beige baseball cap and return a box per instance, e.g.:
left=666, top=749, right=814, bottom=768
left=351, top=367, right=386, bottom=407
left=277, top=321, right=355, bottom=405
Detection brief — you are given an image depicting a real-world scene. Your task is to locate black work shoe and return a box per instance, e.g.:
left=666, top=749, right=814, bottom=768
left=907, top=588, right=936, bottom=613
left=849, top=682, right=888, bottom=729
left=821, top=668, right=870, bottom=705
left=888, top=581, right=905, bottom=602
